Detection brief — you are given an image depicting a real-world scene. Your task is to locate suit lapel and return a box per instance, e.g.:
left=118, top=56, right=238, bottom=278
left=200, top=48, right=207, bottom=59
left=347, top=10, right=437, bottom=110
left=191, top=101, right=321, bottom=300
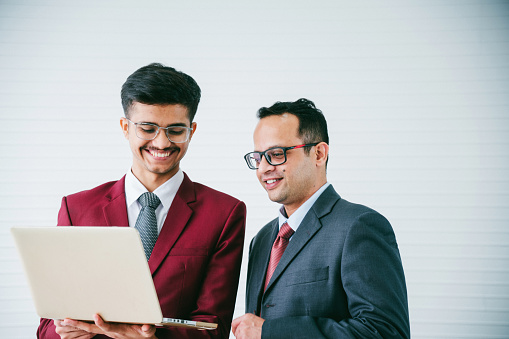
left=102, top=176, right=129, bottom=227
left=263, top=215, right=322, bottom=293
left=264, top=185, right=341, bottom=293
left=250, top=221, right=278, bottom=310
left=148, top=173, right=195, bottom=274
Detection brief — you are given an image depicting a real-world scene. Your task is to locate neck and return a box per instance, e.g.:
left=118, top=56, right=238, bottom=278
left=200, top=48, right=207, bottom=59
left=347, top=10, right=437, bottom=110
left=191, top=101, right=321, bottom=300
left=283, top=178, right=327, bottom=217
left=131, top=168, right=177, bottom=192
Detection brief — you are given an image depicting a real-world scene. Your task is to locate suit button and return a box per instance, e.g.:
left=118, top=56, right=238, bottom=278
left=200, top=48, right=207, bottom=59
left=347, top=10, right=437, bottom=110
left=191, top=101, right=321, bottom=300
left=265, top=304, right=275, bottom=308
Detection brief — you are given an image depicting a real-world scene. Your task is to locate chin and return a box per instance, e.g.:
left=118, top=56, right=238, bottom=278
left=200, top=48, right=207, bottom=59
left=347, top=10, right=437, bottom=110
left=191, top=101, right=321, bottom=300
left=267, top=193, right=284, bottom=204
left=153, top=167, right=177, bottom=175
left=143, top=162, right=174, bottom=173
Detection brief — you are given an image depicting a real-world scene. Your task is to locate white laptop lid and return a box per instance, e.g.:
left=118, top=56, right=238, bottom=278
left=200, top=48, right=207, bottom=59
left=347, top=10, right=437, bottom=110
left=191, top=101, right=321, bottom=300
left=11, top=226, right=163, bottom=324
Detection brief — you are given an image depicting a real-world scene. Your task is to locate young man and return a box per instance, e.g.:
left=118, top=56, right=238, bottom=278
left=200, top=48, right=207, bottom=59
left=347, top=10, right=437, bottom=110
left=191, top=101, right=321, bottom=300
left=37, top=63, right=246, bottom=339
left=232, top=98, right=409, bottom=338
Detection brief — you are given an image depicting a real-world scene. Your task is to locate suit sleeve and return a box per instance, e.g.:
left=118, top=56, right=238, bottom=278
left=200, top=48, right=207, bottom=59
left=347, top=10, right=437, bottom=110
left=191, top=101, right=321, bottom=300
left=261, top=212, right=410, bottom=339
left=57, top=196, right=72, bottom=226
left=37, top=197, right=71, bottom=338
left=157, top=200, right=247, bottom=339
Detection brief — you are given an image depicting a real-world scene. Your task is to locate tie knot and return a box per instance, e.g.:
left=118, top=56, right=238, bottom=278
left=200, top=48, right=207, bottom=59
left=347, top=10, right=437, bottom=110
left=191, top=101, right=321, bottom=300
left=279, top=222, right=294, bottom=239
left=138, top=192, right=161, bottom=209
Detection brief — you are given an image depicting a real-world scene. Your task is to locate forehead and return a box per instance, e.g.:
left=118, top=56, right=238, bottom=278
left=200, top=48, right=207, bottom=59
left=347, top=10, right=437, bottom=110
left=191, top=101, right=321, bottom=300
left=253, top=114, right=301, bottom=150
left=128, top=102, right=190, bottom=125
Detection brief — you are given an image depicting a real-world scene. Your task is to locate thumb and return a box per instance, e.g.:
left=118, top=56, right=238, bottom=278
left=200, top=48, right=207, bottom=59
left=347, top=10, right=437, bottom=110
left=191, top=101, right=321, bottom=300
left=141, top=324, right=156, bottom=336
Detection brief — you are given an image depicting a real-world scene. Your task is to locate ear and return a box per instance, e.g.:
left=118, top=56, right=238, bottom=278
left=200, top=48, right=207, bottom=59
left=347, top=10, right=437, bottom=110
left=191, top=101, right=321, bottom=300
left=120, top=117, right=129, bottom=139
left=188, top=122, right=197, bottom=141
left=315, top=142, right=329, bottom=167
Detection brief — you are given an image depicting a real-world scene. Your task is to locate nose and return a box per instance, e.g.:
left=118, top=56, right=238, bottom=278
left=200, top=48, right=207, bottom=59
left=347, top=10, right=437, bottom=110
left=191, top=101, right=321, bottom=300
left=151, top=128, right=172, bottom=148
left=257, top=154, right=275, bottom=173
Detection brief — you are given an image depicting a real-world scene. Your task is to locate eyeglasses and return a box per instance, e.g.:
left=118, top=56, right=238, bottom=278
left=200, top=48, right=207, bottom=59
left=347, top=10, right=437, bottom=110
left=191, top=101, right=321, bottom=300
left=126, top=119, right=193, bottom=143
left=244, top=143, right=319, bottom=170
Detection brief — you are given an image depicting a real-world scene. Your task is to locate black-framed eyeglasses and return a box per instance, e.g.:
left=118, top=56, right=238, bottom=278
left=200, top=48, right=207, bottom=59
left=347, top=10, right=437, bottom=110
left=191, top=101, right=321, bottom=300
left=126, top=119, right=193, bottom=143
left=244, top=143, right=319, bottom=170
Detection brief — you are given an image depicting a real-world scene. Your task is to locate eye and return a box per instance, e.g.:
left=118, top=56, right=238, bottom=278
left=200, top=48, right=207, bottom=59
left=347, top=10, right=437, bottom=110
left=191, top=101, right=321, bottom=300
left=266, top=148, right=285, bottom=162
left=139, top=124, right=157, bottom=133
left=268, top=149, right=285, bottom=160
left=167, top=127, right=186, bottom=135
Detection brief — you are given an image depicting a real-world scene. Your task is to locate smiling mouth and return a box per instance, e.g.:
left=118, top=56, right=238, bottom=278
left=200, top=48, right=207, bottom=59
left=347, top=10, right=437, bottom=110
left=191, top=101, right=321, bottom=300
left=147, top=149, right=175, bottom=158
left=264, top=178, right=283, bottom=186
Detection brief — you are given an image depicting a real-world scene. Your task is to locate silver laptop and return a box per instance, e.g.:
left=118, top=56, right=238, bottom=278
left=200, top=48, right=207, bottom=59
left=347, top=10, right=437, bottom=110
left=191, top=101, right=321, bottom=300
left=11, top=226, right=217, bottom=330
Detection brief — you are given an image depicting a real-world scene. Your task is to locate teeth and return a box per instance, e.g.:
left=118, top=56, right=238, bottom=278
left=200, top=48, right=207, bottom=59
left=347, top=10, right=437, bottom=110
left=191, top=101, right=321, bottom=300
left=266, top=179, right=278, bottom=184
left=149, top=150, right=171, bottom=158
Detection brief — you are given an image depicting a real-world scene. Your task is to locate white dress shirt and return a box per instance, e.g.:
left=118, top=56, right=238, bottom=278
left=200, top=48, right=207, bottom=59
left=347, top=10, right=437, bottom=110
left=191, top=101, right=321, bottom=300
left=124, top=169, right=184, bottom=234
left=278, top=182, right=330, bottom=239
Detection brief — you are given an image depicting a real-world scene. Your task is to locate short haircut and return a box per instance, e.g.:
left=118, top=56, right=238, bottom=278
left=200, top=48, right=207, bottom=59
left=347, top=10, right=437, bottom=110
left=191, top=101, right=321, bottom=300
left=121, top=63, right=201, bottom=122
left=257, top=98, right=329, bottom=154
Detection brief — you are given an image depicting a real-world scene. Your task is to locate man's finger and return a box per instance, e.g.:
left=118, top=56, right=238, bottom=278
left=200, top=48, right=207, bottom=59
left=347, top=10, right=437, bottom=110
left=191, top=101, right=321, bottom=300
left=93, top=313, right=112, bottom=332
left=231, top=315, right=242, bottom=334
left=53, top=319, right=64, bottom=327
left=62, top=318, right=102, bottom=334
left=141, top=324, right=155, bottom=333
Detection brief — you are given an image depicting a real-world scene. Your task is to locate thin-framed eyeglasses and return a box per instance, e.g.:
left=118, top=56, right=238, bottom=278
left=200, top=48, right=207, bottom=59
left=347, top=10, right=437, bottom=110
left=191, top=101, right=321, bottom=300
left=244, top=143, right=319, bottom=170
left=126, top=118, right=193, bottom=143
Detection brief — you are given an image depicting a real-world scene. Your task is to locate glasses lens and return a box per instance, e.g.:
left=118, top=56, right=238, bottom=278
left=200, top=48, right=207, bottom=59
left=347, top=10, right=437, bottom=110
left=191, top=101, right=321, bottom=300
left=135, top=123, right=158, bottom=140
left=266, top=148, right=286, bottom=166
left=246, top=153, right=261, bottom=169
left=166, top=126, right=190, bottom=143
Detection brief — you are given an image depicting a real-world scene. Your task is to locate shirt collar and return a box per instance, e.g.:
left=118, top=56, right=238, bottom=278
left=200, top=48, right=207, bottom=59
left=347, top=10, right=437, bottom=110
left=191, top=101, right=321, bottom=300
left=278, top=182, right=330, bottom=232
left=125, top=169, right=184, bottom=209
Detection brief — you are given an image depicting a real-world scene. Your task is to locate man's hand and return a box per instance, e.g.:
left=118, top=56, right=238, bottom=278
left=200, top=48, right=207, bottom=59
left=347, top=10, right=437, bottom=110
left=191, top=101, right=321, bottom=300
left=54, top=319, right=96, bottom=339
left=58, top=314, right=157, bottom=339
left=231, top=313, right=264, bottom=339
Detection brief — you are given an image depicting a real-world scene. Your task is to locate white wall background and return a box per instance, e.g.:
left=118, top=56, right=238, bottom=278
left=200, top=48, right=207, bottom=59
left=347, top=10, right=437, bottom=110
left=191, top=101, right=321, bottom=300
left=1, top=1, right=508, bottom=338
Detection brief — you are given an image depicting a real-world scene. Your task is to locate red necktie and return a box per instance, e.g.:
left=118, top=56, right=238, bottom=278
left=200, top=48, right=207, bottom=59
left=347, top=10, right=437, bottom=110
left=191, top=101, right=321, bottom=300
left=264, top=222, right=294, bottom=290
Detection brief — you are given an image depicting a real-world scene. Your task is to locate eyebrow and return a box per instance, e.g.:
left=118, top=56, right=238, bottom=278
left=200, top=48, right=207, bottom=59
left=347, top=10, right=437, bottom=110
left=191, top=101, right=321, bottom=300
left=138, top=121, right=190, bottom=128
left=255, top=145, right=284, bottom=152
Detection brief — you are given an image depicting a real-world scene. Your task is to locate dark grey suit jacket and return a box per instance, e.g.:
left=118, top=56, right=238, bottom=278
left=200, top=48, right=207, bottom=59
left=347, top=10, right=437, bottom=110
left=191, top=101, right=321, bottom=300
left=245, top=185, right=410, bottom=338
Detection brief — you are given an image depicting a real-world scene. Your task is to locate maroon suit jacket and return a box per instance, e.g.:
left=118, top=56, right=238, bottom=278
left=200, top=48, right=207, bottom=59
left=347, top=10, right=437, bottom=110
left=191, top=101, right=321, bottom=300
left=37, top=173, right=246, bottom=339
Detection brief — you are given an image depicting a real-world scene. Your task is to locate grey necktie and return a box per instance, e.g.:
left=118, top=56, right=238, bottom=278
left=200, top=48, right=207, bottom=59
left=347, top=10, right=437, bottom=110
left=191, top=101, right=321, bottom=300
left=135, top=192, right=161, bottom=261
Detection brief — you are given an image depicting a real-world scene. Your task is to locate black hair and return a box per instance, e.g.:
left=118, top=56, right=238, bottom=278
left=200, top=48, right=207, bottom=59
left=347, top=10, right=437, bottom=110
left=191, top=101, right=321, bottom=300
left=121, top=63, right=201, bottom=122
left=257, top=98, right=329, bottom=154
